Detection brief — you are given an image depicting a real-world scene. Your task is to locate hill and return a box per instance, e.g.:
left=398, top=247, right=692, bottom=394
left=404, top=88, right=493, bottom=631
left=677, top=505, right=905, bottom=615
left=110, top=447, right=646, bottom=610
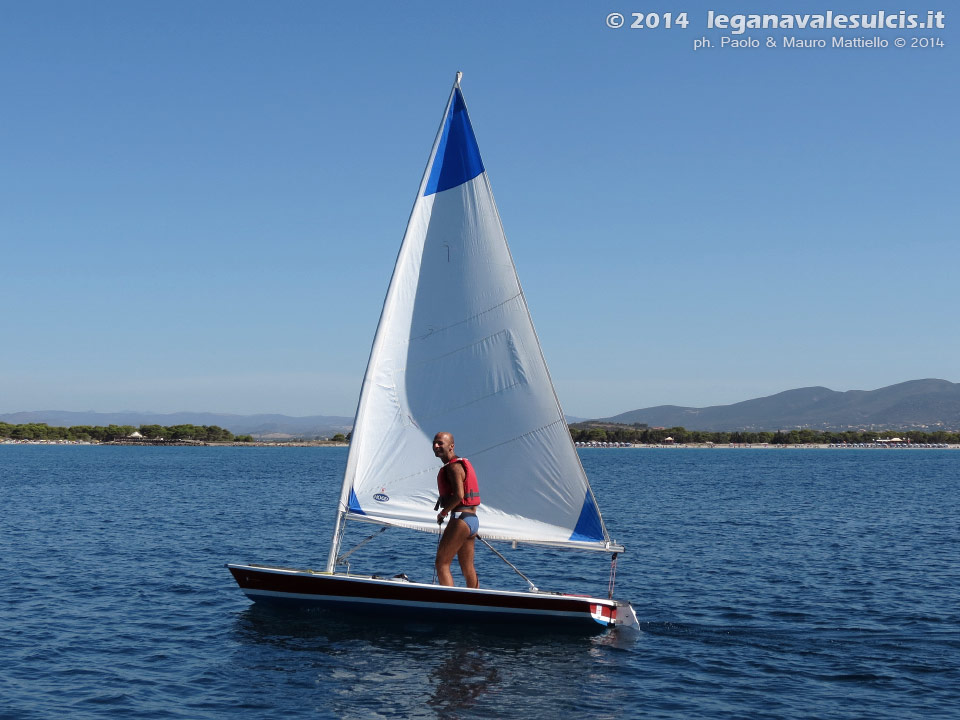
left=598, top=379, right=960, bottom=431
left=7, top=380, right=958, bottom=436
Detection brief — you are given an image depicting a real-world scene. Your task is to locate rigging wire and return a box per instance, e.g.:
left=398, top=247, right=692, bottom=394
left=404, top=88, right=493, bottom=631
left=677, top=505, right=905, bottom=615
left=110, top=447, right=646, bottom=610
left=336, top=526, right=388, bottom=573
left=607, top=552, right=619, bottom=599
left=478, top=536, right=538, bottom=592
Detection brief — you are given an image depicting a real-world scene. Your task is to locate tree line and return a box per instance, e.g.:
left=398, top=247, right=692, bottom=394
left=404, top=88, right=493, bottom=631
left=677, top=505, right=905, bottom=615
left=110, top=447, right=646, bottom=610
left=0, top=422, right=254, bottom=443
left=569, top=424, right=960, bottom=445
left=4, top=421, right=956, bottom=446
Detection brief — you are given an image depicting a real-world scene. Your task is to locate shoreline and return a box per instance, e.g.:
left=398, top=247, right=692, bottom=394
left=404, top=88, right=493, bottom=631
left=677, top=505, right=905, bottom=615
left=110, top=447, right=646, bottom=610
left=581, top=442, right=958, bottom=450
left=2, top=440, right=956, bottom=450
left=0, top=440, right=351, bottom=447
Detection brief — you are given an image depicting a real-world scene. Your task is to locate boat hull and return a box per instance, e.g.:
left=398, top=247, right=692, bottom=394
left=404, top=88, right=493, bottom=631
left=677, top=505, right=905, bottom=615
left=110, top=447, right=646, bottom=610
left=227, top=563, right=633, bottom=630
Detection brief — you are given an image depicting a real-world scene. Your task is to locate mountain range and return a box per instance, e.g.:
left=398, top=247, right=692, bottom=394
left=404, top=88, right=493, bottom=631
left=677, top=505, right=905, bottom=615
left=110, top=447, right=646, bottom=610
left=4, top=379, right=958, bottom=436
left=597, top=379, right=960, bottom=431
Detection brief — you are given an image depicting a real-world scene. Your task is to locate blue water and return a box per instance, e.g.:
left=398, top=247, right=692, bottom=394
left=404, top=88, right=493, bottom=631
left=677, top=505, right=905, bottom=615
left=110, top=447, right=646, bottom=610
left=2, top=446, right=958, bottom=719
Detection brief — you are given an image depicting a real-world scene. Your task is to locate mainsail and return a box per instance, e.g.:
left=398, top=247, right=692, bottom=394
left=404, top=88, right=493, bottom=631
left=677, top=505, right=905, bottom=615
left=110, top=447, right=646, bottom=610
left=327, top=77, right=619, bottom=572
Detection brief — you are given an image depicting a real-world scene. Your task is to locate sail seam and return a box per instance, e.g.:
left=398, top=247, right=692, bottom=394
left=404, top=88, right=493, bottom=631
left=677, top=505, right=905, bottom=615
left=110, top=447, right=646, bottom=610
left=469, top=418, right=568, bottom=459
left=404, top=330, right=511, bottom=369
left=371, top=466, right=435, bottom=485
left=411, top=379, right=528, bottom=424
left=407, top=293, right=523, bottom=342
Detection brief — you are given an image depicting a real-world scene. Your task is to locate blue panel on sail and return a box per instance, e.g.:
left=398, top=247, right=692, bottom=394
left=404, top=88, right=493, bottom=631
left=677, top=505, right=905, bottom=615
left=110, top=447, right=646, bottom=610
left=347, top=487, right=365, bottom=515
left=569, top=495, right=604, bottom=543
left=423, top=88, right=484, bottom=196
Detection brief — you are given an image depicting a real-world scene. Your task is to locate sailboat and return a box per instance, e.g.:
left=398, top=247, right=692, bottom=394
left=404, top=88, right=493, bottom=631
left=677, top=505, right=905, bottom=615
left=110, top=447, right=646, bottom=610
left=228, top=74, right=639, bottom=631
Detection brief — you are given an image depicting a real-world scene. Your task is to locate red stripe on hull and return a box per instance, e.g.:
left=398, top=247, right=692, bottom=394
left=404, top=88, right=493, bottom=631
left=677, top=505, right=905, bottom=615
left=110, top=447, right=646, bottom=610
left=227, top=564, right=616, bottom=628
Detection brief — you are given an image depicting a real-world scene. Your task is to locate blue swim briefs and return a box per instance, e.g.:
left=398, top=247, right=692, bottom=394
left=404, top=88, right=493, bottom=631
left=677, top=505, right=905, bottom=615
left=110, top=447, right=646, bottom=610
left=456, top=512, right=479, bottom=538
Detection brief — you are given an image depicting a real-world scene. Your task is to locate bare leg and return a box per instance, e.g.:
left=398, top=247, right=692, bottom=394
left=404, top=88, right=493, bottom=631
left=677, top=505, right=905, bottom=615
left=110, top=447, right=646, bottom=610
left=457, top=536, right=478, bottom=588
left=435, top=519, right=471, bottom=586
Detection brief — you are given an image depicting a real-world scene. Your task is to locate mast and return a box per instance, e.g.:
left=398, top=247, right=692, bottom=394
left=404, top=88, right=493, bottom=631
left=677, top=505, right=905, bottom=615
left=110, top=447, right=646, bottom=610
left=325, top=73, right=463, bottom=572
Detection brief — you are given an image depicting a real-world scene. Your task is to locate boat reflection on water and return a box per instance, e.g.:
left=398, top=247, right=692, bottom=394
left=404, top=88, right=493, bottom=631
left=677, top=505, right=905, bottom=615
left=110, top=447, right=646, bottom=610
left=426, top=645, right=501, bottom=715
left=232, top=602, right=638, bottom=715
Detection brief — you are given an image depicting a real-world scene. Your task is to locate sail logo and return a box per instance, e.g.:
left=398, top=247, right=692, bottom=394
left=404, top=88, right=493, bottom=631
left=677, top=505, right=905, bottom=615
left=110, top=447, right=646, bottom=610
left=373, top=493, right=390, bottom=503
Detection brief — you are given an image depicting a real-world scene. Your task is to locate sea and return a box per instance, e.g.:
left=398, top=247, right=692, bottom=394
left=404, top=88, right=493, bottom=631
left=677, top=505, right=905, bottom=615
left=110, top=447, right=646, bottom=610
left=2, top=445, right=958, bottom=719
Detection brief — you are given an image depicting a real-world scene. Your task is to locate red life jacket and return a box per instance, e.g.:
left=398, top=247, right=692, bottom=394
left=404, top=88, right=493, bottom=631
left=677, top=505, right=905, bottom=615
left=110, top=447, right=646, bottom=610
left=437, top=457, right=481, bottom=507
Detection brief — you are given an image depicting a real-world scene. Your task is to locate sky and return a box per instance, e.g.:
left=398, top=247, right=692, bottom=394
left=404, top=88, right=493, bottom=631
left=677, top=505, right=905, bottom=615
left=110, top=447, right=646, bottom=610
left=1, top=1, right=957, bottom=419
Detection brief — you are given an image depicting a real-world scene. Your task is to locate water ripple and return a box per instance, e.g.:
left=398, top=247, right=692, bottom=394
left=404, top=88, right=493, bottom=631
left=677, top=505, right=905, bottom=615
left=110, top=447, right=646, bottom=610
left=1, top=446, right=958, bottom=718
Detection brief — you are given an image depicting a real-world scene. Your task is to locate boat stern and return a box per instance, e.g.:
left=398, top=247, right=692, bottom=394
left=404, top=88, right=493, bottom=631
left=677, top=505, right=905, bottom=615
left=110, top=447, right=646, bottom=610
left=613, top=601, right=640, bottom=631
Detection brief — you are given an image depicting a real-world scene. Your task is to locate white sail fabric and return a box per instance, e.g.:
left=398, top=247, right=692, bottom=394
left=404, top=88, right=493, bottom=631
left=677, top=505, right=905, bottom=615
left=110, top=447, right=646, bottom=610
left=332, top=81, right=614, bottom=553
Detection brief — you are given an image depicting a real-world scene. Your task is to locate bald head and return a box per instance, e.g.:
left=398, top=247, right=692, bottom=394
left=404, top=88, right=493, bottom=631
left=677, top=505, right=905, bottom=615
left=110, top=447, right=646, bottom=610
left=432, top=432, right=455, bottom=462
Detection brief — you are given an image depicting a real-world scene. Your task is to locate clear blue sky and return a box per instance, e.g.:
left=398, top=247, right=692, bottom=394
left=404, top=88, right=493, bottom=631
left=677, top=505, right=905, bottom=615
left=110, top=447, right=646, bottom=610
left=2, top=1, right=956, bottom=418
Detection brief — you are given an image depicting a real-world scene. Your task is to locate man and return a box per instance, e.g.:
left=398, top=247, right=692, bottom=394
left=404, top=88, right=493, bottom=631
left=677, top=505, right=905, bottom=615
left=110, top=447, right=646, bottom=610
left=432, top=431, right=481, bottom=588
